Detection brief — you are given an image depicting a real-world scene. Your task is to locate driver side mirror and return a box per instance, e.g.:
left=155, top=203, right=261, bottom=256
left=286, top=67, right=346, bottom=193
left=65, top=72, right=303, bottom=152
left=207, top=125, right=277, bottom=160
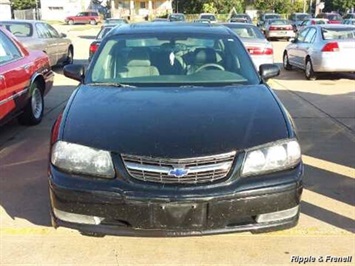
left=63, top=64, right=85, bottom=82
left=60, top=33, right=67, bottom=38
left=259, top=64, right=280, bottom=81
left=290, top=37, right=297, bottom=43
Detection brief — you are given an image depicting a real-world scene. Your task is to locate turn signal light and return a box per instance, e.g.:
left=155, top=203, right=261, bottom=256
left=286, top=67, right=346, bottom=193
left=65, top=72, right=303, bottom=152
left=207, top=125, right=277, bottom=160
left=322, top=42, right=339, bottom=52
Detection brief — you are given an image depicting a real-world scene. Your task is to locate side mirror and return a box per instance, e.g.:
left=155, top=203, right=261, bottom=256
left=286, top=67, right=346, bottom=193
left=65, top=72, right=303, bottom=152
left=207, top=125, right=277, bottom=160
left=63, top=64, right=85, bottom=82
left=259, top=64, right=280, bottom=80
left=60, top=33, right=67, bottom=38
left=290, top=38, right=297, bottom=43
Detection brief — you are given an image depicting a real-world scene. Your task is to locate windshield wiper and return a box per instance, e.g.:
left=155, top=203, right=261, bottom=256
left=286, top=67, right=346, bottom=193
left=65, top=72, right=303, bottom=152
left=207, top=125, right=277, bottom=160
left=86, top=82, right=137, bottom=88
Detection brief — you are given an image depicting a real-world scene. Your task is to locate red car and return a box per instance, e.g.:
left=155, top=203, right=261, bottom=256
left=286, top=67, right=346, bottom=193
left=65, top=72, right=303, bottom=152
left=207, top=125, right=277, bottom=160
left=65, top=11, right=101, bottom=25
left=316, top=13, right=343, bottom=24
left=0, top=28, right=54, bottom=126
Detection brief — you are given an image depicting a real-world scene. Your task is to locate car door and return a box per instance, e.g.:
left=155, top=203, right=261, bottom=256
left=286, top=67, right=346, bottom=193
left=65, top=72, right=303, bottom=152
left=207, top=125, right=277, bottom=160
left=80, top=12, right=90, bottom=23
left=44, top=23, right=68, bottom=63
left=297, top=27, right=317, bottom=68
left=289, top=28, right=309, bottom=67
left=0, top=31, right=31, bottom=121
left=35, top=23, right=57, bottom=66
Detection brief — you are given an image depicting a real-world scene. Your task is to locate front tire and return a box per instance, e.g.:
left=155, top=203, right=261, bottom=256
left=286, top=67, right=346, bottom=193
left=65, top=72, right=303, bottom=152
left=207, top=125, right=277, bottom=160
left=18, top=82, right=44, bottom=125
left=63, top=47, right=74, bottom=65
left=305, top=58, right=317, bottom=80
left=68, top=20, right=74, bottom=25
left=283, top=52, right=292, bottom=70
left=90, top=20, right=97, bottom=25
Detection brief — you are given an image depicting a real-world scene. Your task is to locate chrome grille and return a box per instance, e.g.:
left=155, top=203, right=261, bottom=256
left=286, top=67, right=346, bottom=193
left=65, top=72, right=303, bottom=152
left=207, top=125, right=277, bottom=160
left=121, top=151, right=236, bottom=184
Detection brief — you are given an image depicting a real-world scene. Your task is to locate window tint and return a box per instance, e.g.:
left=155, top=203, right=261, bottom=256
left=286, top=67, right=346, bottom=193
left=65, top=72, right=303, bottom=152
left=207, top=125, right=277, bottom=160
left=0, top=31, right=22, bottom=64
left=225, top=25, right=265, bottom=39
left=36, top=23, right=51, bottom=38
left=304, top=28, right=316, bottom=43
left=44, top=23, right=60, bottom=38
left=298, top=28, right=309, bottom=42
left=322, top=27, right=355, bottom=40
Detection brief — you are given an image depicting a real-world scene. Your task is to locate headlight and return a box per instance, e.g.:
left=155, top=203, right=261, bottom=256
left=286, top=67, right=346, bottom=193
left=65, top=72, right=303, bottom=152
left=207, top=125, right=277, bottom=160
left=51, top=141, right=115, bottom=178
left=241, top=139, right=301, bottom=177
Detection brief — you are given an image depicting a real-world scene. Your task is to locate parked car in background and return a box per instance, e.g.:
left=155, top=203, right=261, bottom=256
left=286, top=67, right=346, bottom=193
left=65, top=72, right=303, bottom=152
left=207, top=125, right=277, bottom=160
left=264, top=19, right=295, bottom=41
left=229, top=14, right=252, bottom=23
left=296, top=18, right=329, bottom=32
left=343, top=13, right=355, bottom=19
left=316, top=13, right=342, bottom=24
left=50, top=23, right=303, bottom=237
left=343, top=19, right=355, bottom=25
left=0, top=20, right=74, bottom=67
left=0, top=27, right=54, bottom=126
left=103, top=18, right=128, bottom=26
left=257, top=13, right=282, bottom=29
left=65, top=11, right=101, bottom=25
left=88, top=24, right=115, bottom=61
left=152, top=18, right=168, bottom=22
left=199, top=13, right=217, bottom=23
left=283, top=25, right=355, bottom=80
left=223, top=23, right=273, bottom=69
left=289, top=12, right=311, bottom=31
left=193, top=19, right=211, bottom=23
left=168, top=13, right=186, bottom=22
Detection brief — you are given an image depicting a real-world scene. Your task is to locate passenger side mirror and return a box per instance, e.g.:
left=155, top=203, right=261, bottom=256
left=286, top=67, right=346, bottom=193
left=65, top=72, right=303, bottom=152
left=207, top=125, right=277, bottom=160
left=63, top=64, right=85, bottom=82
left=60, top=33, right=67, bottom=38
left=259, top=64, right=280, bottom=81
left=290, top=37, right=297, bottom=43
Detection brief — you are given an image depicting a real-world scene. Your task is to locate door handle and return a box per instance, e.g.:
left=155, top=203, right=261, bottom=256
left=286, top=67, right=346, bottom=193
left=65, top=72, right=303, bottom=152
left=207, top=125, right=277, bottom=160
left=22, top=64, right=30, bottom=70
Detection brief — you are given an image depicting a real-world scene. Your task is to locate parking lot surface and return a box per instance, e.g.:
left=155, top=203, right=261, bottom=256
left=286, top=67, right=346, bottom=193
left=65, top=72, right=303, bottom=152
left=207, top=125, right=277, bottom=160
left=0, top=26, right=354, bottom=265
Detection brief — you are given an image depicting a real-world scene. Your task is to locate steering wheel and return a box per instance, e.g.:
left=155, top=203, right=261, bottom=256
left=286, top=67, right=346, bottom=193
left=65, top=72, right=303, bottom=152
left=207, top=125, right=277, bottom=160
left=195, top=63, right=225, bottom=72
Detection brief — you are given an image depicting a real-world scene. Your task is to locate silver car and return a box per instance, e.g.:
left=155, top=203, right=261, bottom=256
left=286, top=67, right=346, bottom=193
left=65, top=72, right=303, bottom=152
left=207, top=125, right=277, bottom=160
left=0, top=20, right=73, bottom=67
left=223, top=23, right=274, bottom=69
left=283, top=25, right=355, bottom=80
left=264, top=19, right=296, bottom=41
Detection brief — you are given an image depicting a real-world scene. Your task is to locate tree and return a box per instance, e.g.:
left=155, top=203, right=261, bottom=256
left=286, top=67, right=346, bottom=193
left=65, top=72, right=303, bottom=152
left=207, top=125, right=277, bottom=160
left=10, top=0, right=37, bottom=10
left=323, top=0, right=355, bottom=12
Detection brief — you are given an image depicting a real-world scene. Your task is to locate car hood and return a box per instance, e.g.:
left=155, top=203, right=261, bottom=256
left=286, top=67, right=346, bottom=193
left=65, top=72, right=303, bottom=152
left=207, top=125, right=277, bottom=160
left=61, top=85, right=289, bottom=158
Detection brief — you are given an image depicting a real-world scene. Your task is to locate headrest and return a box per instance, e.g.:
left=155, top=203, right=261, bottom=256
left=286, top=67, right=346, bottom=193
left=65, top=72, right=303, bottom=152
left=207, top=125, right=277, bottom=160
left=194, top=48, right=217, bottom=65
left=127, top=48, right=151, bottom=67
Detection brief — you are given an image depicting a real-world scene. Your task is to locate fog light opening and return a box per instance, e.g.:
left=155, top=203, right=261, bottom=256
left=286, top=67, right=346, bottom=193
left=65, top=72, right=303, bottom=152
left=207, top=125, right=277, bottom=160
left=255, top=206, right=299, bottom=223
left=53, top=208, right=104, bottom=225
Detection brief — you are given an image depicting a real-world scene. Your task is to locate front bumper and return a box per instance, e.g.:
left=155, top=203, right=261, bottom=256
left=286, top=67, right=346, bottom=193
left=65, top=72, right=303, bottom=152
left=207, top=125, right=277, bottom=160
left=49, top=165, right=303, bottom=236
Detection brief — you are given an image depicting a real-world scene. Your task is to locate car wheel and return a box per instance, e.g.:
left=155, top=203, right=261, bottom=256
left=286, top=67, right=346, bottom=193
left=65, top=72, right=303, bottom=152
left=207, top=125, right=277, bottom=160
left=63, top=47, right=74, bottom=65
left=283, top=52, right=292, bottom=70
left=90, top=20, right=97, bottom=25
left=18, top=82, right=44, bottom=125
left=305, top=58, right=317, bottom=80
left=68, top=20, right=74, bottom=25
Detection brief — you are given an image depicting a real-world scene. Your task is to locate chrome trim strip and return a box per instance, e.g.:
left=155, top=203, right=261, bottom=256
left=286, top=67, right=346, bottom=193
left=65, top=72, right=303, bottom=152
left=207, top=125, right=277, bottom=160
left=0, top=88, right=29, bottom=106
left=125, top=161, right=233, bottom=174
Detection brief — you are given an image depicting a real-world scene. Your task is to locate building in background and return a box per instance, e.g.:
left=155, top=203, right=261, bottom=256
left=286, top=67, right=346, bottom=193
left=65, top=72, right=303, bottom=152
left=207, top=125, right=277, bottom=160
left=110, top=0, right=173, bottom=20
left=0, top=0, right=11, bottom=20
left=40, top=0, right=92, bottom=21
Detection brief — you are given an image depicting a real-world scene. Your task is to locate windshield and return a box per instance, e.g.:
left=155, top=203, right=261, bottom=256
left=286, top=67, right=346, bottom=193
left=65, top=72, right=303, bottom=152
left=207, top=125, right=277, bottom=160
left=269, top=19, right=290, bottom=25
left=265, top=14, right=281, bottom=20
left=87, top=33, right=259, bottom=86
left=328, top=14, right=342, bottom=20
left=169, top=14, right=185, bottom=21
left=296, top=14, right=311, bottom=20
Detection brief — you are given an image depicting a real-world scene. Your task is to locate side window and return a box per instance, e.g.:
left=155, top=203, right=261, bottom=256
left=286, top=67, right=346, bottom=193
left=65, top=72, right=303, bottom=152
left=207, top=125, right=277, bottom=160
left=304, top=28, right=317, bottom=43
left=82, top=12, right=89, bottom=16
left=44, top=24, right=59, bottom=38
left=36, top=23, right=51, bottom=38
left=0, top=31, right=22, bottom=64
left=298, top=28, right=309, bottom=42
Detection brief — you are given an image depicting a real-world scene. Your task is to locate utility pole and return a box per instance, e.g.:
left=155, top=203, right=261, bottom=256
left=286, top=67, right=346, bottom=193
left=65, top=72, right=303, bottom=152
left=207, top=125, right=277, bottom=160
left=309, top=0, right=312, bottom=16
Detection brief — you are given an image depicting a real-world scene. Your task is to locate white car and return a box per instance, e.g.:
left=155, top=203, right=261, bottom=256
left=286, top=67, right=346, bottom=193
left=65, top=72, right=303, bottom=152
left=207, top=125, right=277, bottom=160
left=199, top=13, right=217, bottom=23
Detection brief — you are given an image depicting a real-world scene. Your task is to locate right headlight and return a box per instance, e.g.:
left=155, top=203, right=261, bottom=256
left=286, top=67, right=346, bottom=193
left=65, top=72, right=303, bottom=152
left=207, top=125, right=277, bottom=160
left=241, top=139, right=301, bottom=177
left=51, top=141, right=115, bottom=179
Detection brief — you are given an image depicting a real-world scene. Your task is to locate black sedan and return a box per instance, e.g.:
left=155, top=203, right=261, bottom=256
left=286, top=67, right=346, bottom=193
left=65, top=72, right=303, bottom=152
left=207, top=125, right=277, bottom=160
left=49, top=23, right=303, bottom=237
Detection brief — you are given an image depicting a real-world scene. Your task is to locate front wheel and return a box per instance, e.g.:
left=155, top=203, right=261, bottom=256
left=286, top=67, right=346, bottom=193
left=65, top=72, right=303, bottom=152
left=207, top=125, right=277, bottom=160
left=305, top=59, right=317, bottom=80
left=63, top=47, right=73, bottom=65
left=18, top=83, right=44, bottom=125
left=283, top=52, right=292, bottom=70
left=68, top=20, right=74, bottom=25
left=90, top=20, right=97, bottom=25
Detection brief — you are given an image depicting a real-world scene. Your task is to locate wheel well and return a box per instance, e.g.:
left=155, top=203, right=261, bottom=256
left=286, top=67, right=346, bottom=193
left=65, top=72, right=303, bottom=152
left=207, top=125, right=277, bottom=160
left=69, top=45, right=74, bottom=53
left=305, top=55, right=311, bottom=63
left=33, top=75, right=45, bottom=95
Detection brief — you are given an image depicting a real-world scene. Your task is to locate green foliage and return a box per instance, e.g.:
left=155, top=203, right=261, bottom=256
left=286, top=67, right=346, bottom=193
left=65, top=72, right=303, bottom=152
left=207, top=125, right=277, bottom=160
left=173, top=0, right=245, bottom=14
left=323, top=0, right=355, bottom=12
left=11, top=0, right=37, bottom=10
left=203, top=2, right=217, bottom=14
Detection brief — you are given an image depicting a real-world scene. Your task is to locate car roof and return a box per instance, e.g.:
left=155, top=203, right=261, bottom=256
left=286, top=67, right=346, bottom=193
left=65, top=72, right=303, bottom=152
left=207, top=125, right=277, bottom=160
left=0, top=20, right=41, bottom=25
left=315, top=24, right=355, bottom=28
left=109, top=23, right=231, bottom=35
left=221, top=22, right=255, bottom=26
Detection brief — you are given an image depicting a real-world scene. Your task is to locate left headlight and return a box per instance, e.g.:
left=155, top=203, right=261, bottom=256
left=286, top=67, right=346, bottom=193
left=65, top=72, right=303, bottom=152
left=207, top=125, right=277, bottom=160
left=241, top=139, right=301, bottom=177
left=51, top=141, right=115, bottom=178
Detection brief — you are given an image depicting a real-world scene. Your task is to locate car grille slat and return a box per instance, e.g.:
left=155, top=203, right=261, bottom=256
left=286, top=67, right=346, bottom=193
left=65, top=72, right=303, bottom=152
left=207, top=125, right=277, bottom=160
left=121, top=151, right=236, bottom=184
